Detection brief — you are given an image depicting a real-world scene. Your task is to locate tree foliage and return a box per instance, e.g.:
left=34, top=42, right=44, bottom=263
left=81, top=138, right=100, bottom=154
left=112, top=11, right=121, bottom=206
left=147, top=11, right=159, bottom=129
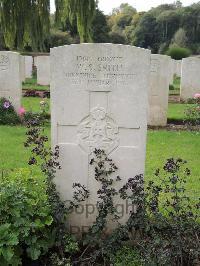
left=55, top=0, right=97, bottom=43
left=0, top=0, right=50, bottom=51
left=1, top=1, right=200, bottom=54
left=172, top=28, right=188, bottom=47
left=0, top=0, right=97, bottom=50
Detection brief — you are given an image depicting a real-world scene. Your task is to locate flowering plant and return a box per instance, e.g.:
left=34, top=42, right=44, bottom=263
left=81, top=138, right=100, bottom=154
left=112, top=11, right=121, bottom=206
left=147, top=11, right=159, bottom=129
left=184, top=93, right=200, bottom=126
left=19, top=107, right=26, bottom=116
left=0, top=97, right=20, bottom=125
left=40, top=99, right=49, bottom=114
left=3, top=101, right=11, bottom=109
left=194, top=93, right=200, bottom=104
left=194, top=93, right=200, bottom=99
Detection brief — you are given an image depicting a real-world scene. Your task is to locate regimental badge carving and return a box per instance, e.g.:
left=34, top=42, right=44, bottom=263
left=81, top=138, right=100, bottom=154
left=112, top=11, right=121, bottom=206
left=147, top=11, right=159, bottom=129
left=78, top=106, right=119, bottom=154
left=0, top=55, right=9, bottom=71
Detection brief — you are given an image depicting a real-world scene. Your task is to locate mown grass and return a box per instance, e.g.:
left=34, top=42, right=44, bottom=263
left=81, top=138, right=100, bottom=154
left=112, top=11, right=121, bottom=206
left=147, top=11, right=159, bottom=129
left=0, top=125, right=50, bottom=170
left=173, top=76, right=180, bottom=90
left=22, top=78, right=50, bottom=91
left=22, top=97, right=190, bottom=122
left=0, top=125, right=199, bottom=199
left=22, top=97, right=50, bottom=113
left=167, top=103, right=195, bottom=121
left=145, top=130, right=200, bottom=199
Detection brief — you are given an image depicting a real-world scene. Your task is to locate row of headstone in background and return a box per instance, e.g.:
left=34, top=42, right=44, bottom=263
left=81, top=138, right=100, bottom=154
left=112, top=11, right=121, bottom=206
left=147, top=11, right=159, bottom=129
left=36, top=56, right=50, bottom=86
left=1, top=49, right=199, bottom=124
left=24, top=55, right=51, bottom=85
left=0, top=50, right=174, bottom=124
left=174, top=60, right=182, bottom=77
left=0, top=51, right=22, bottom=111
left=180, top=57, right=200, bottom=100
left=148, top=54, right=171, bottom=126
left=170, top=59, right=182, bottom=79
left=168, top=57, right=200, bottom=100
left=25, top=56, right=33, bottom=78
left=20, top=56, right=26, bottom=82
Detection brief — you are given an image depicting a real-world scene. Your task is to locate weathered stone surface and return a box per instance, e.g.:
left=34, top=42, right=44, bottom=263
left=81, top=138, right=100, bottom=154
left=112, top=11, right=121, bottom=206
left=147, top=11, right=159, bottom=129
left=148, top=54, right=171, bottom=126
left=51, top=44, right=151, bottom=234
left=174, top=60, right=181, bottom=77
left=20, top=56, right=26, bottom=82
left=180, top=57, right=200, bottom=100
left=37, top=56, right=50, bottom=85
left=25, top=56, right=33, bottom=78
left=169, top=58, right=175, bottom=84
left=0, top=51, right=21, bottom=111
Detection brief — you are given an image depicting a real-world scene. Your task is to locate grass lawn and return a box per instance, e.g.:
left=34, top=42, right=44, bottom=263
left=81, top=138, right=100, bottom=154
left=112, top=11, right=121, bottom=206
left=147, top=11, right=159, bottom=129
left=0, top=125, right=199, bottom=199
left=173, top=76, right=180, bottom=90
left=22, top=97, right=50, bottom=113
left=22, top=78, right=50, bottom=91
left=146, top=130, right=200, bottom=200
left=0, top=125, right=50, bottom=170
left=167, top=103, right=195, bottom=121
left=22, top=97, right=192, bottom=122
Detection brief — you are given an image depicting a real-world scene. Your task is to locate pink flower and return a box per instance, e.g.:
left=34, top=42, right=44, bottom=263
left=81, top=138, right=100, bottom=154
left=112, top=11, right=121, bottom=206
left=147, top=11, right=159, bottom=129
left=3, top=101, right=10, bottom=109
left=194, top=93, right=200, bottom=99
left=19, top=107, right=26, bottom=116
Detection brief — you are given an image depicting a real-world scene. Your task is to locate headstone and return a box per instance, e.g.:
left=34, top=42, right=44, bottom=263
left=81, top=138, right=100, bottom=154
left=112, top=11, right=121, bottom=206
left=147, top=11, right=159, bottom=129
left=174, top=60, right=181, bottom=77
left=148, top=54, right=170, bottom=126
left=25, top=56, right=33, bottom=78
left=0, top=51, right=21, bottom=111
left=169, top=58, right=175, bottom=84
left=180, top=57, right=200, bottom=100
left=33, top=56, right=38, bottom=68
left=51, top=44, right=151, bottom=234
left=37, top=56, right=50, bottom=85
left=20, top=56, right=26, bottom=82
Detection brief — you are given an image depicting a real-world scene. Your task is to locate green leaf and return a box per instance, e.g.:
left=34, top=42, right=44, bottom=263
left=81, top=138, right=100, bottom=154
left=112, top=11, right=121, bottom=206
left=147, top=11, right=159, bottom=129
left=44, top=216, right=53, bottom=226
left=1, top=246, right=14, bottom=261
left=27, top=246, right=41, bottom=260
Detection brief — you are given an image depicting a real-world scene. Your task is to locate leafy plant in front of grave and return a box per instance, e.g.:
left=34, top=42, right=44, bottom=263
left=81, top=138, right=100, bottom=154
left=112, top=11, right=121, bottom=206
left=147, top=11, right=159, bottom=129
left=68, top=149, right=124, bottom=265
left=113, top=246, right=144, bottom=266
left=184, top=94, right=200, bottom=127
left=0, top=168, right=54, bottom=265
left=138, top=158, right=200, bottom=265
left=0, top=97, right=20, bottom=125
left=22, top=112, right=200, bottom=265
left=69, top=150, right=200, bottom=266
left=23, top=113, right=79, bottom=265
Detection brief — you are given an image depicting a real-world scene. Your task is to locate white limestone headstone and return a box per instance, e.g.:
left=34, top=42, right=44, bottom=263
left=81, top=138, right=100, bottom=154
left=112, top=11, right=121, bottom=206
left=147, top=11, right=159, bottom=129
left=20, top=56, right=26, bottom=82
left=25, top=56, right=33, bottom=78
left=174, top=60, right=181, bottom=77
left=169, top=58, right=175, bottom=84
left=51, top=44, right=151, bottom=233
left=37, top=56, right=50, bottom=85
left=0, top=51, right=21, bottom=111
left=180, top=57, right=200, bottom=101
left=148, top=54, right=171, bottom=126
left=33, top=56, right=38, bottom=68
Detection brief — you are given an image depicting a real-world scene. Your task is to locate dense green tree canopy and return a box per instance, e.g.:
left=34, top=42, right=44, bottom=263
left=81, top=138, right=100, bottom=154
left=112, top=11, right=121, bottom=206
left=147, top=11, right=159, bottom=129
left=0, top=1, right=200, bottom=54
left=0, top=0, right=50, bottom=50
left=0, top=0, right=97, bottom=50
left=55, top=0, right=97, bottom=43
